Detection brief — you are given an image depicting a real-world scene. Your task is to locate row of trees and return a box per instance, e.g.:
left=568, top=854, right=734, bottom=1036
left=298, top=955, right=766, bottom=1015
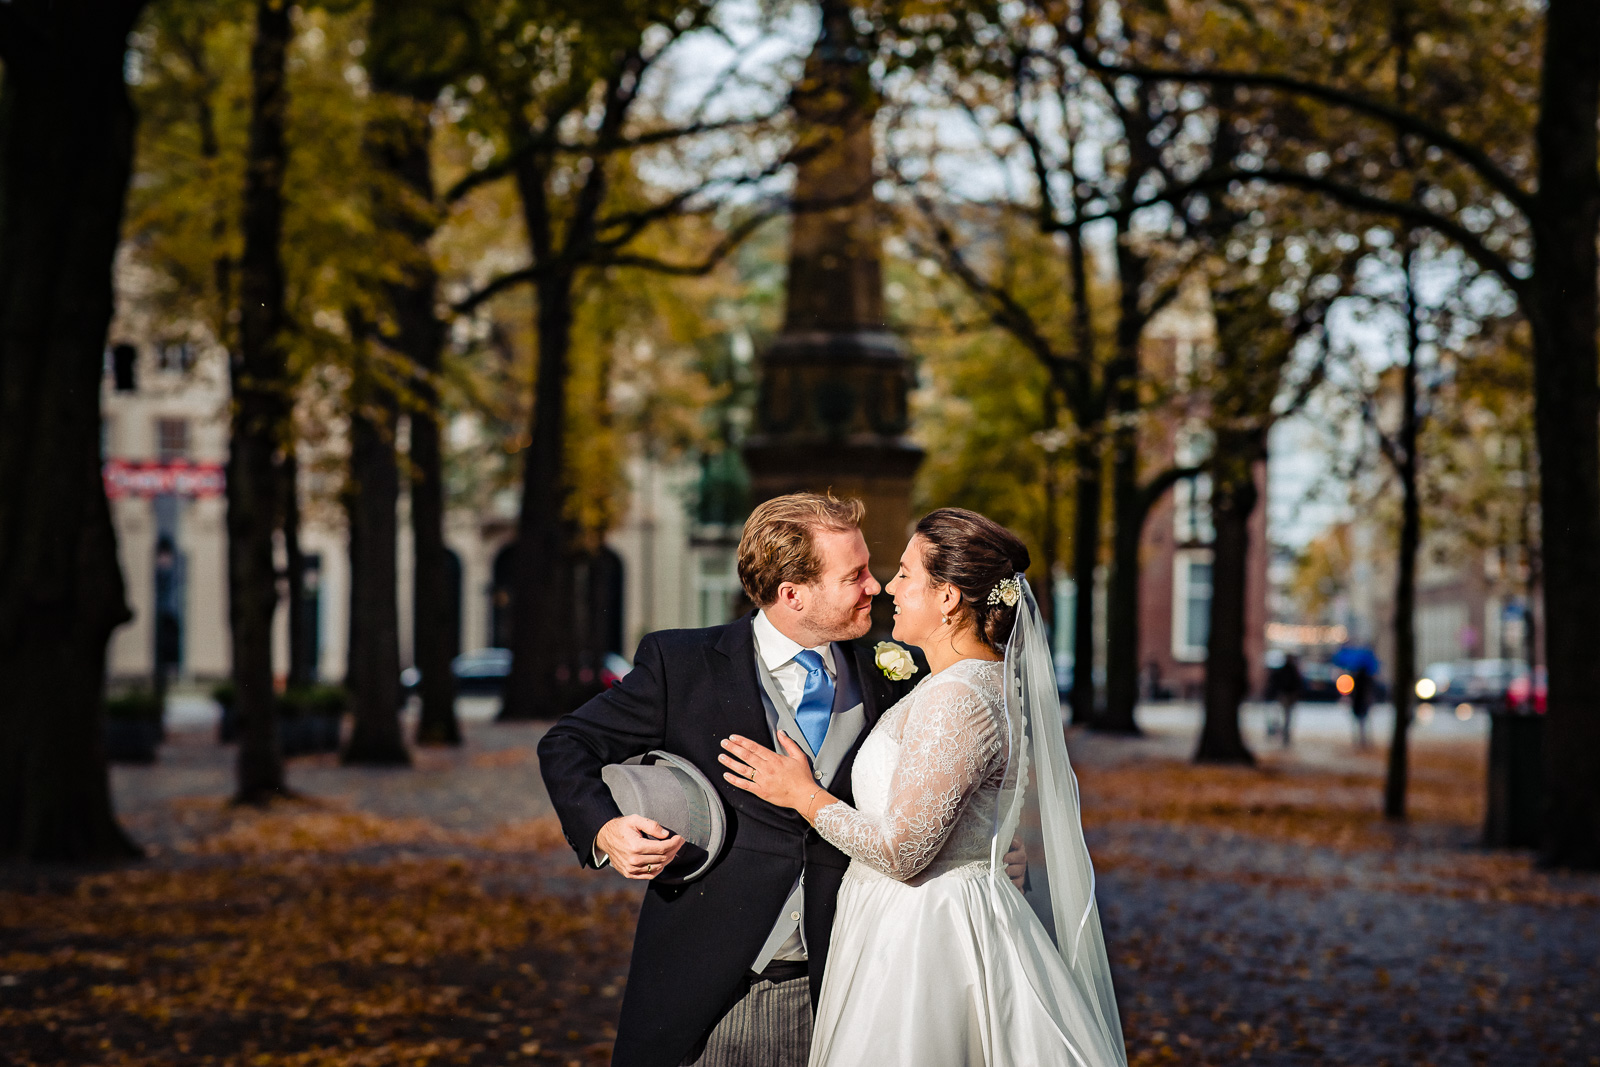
left=148, top=0, right=774, bottom=795
left=880, top=0, right=1593, bottom=852
left=1, top=0, right=1595, bottom=869
left=0, top=0, right=779, bottom=854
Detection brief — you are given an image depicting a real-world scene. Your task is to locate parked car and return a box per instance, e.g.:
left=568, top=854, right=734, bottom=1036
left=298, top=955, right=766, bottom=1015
left=1415, top=658, right=1534, bottom=709
left=1503, top=666, right=1547, bottom=714
left=1296, top=660, right=1344, bottom=702
left=401, top=648, right=513, bottom=697
left=601, top=652, right=632, bottom=688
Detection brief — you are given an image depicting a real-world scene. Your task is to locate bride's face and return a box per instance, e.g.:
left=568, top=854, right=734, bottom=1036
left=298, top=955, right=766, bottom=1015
left=886, top=535, right=958, bottom=647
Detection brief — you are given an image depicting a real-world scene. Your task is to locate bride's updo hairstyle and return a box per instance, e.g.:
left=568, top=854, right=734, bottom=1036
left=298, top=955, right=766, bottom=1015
left=913, top=508, right=1032, bottom=653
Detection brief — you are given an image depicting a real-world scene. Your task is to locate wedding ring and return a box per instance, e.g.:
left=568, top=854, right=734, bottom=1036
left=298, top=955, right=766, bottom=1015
left=645, top=863, right=656, bottom=872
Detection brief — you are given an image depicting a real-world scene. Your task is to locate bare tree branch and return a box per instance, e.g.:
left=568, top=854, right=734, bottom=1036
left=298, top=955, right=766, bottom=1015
left=1138, top=463, right=1204, bottom=515
left=1061, top=165, right=1527, bottom=297
left=1063, top=36, right=1535, bottom=217
left=594, top=208, right=780, bottom=275
left=451, top=266, right=540, bottom=316
left=907, top=195, right=1076, bottom=396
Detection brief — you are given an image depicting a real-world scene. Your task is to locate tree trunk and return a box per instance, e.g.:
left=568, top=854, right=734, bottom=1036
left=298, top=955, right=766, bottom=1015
left=1099, top=456, right=1143, bottom=735
left=1100, top=221, right=1152, bottom=734
left=0, top=3, right=146, bottom=861
left=1036, top=387, right=1061, bottom=632
left=500, top=153, right=580, bottom=721
left=282, top=452, right=312, bottom=688
left=229, top=0, right=294, bottom=805
left=1520, top=447, right=1540, bottom=674
left=1384, top=247, right=1423, bottom=820
left=1195, top=436, right=1258, bottom=764
left=361, top=26, right=461, bottom=745
left=409, top=383, right=460, bottom=744
left=501, top=270, right=579, bottom=720
left=342, top=385, right=409, bottom=765
left=1530, top=0, right=1600, bottom=869
left=1058, top=195, right=1102, bottom=727
left=1068, top=437, right=1102, bottom=725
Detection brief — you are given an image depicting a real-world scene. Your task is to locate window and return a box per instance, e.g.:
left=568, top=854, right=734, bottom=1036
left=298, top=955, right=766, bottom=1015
left=1172, top=424, right=1214, bottom=545
left=156, top=418, right=189, bottom=461
left=1172, top=549, right=1213, bottom=662
left=696, top=550, right=743, bottom=627
left=1173, top=474, right=1214, bottom=545
left=1052, top=575, right=1076, bottom=664
left=111, top=343, right=138, bottom=392
left=157, top=341, right=194, bottom=373
left=1417, top=603, right=1469, bottom=667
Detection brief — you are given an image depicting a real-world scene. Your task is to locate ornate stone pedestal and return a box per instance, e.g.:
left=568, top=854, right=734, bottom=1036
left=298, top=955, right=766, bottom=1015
left=742, top=1, right=922, bottom=620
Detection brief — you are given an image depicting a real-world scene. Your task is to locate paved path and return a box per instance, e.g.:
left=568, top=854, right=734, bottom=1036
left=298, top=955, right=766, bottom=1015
left=91, top=698, right=1600, bottom=1066
left=113, top=698, right=554, bottom=850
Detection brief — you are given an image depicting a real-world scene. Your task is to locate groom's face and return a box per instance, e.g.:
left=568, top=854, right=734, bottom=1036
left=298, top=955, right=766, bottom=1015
left=795, top=528, right=880, bottom=643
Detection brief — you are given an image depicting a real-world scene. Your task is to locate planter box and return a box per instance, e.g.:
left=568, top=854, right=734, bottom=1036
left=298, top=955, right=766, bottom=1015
left=220, top=706, right=342, bottom=756
left=281, top=715, right=342, bottom=756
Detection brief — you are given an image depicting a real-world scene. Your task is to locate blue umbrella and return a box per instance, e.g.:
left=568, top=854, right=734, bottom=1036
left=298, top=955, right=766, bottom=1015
left=1331, top=645, right=1379, bottom=674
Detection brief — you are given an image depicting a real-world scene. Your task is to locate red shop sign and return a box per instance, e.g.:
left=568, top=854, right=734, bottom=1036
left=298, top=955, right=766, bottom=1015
left=103, top=460, right=226, bottom=499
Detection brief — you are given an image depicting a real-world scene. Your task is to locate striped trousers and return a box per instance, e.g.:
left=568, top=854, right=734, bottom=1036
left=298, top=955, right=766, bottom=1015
left=682, top=973, right=811, bottom=1067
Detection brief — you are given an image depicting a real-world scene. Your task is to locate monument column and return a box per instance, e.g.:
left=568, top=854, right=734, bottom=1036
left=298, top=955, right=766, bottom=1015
left=742, top=0, right=921, bottom=619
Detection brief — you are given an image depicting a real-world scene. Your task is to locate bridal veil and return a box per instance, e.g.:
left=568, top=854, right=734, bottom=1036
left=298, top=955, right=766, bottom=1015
left=991, top=577, right=1128, bottom=1067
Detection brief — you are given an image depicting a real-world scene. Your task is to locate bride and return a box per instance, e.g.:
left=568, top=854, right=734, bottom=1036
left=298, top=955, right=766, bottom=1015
left=719, top=507, right=1127, bottom=1067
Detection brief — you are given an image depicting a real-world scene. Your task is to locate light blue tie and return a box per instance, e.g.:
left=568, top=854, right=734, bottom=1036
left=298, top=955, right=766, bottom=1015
left=792, top=649, right=835, bottom=755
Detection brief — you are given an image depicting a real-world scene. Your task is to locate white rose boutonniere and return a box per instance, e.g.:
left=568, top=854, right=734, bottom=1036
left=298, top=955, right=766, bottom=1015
left=873, top=641, right=919, bottom=682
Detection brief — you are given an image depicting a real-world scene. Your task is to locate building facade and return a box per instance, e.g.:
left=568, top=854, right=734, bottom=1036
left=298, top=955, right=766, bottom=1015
left=101, top=336, right=723, bottom=688
left=1133, top=299, right=1271, bottom=703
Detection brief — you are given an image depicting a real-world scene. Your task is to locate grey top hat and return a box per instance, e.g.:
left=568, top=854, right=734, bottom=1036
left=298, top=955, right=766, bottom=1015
left=601, top=750, right=727, bottom=884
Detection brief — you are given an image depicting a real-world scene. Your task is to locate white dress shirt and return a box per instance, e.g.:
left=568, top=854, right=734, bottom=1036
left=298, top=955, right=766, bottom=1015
left=752, top=608, right=837, bottom=711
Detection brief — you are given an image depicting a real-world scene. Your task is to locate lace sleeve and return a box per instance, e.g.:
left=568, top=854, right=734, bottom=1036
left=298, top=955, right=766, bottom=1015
left=813, top=671, right=1002, bottom=881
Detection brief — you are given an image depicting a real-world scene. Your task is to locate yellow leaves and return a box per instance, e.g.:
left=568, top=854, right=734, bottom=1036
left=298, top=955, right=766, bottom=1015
left=466, top=746, right=535, bottom=769
left=1078, top=738, right=1485, bottom=848
left=186, top=809, right=453, bottom=855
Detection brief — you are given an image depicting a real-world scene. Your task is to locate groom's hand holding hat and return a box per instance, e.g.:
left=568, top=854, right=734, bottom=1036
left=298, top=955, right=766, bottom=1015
left=596, top=815, right=684, bottom=880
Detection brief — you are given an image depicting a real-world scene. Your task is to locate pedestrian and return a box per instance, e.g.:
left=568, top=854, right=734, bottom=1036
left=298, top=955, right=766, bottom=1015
left=1269, top=654, right=1303, bottom=746
left=1350, top=665, right=1373, bottom=748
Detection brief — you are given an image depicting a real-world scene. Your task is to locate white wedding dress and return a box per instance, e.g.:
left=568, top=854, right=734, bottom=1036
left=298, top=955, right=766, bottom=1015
left=810, top=658, right=1125, bottom=1067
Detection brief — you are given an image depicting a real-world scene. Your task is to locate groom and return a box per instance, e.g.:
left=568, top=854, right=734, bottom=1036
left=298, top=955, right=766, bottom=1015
left=538, top=492, right=914, bottom=1067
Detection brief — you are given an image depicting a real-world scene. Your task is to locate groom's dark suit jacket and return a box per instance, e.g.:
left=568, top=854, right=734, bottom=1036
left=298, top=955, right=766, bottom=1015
left=537, top=613, right=912, bottom=1067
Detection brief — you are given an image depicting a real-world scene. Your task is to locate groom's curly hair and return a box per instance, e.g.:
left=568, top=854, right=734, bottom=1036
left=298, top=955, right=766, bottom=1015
left=737, top=492, right=866, bottom=607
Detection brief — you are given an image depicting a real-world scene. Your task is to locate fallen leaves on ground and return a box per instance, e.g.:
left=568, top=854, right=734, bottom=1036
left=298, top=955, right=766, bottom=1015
left=1078, top=740, right=1486, bottom=845
left=1074, top=738, right=1600, bottom=1065
left=1075, top=739, right=1599, bottom=909
left=6, top=734, right=1597, bottom=1067
left=2, top=803, right=631, bottom=1067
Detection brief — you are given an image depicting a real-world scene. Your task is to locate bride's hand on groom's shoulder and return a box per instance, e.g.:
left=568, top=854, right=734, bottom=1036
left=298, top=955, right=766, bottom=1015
left=719, top=733, right=818, bottom=813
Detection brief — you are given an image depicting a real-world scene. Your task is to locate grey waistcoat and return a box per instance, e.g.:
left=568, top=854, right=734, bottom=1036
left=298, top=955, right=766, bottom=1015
left=747, top=642, right=866, bottom=972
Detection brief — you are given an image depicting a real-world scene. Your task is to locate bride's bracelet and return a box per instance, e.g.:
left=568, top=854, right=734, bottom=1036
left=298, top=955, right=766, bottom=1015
left=803, top=789, right=822, bottom=822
